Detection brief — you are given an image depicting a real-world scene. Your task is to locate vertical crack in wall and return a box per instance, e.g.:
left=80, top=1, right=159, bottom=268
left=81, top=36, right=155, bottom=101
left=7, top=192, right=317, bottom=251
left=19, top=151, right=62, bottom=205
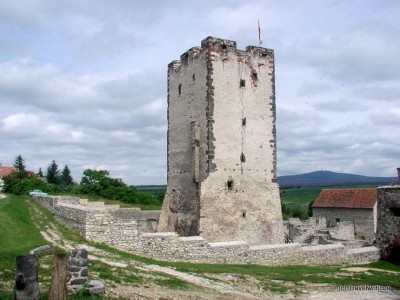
left=206, top=40, right=216, bottom=173
left=269, top=52, right=277, bottom=182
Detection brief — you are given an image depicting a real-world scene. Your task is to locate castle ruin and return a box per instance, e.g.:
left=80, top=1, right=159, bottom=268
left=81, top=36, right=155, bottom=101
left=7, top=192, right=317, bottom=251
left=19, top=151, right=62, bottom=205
left=28, top=36, right=384, bottom=267
left=158, top=37, right=284, bottom=245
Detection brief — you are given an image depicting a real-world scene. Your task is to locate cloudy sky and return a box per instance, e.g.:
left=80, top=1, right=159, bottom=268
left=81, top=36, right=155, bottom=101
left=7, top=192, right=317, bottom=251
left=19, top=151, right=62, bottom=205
left=0, top=0, right=399, bottom=185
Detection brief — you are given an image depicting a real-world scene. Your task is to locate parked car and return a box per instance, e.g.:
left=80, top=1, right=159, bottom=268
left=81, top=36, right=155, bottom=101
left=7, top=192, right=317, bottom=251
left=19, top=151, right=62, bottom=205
left=29, top=189, right=48, bottom=196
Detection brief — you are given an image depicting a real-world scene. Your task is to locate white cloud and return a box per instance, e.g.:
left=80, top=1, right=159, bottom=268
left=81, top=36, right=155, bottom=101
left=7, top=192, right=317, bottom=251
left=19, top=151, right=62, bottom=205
left=2, top=113, right=40, bottom=131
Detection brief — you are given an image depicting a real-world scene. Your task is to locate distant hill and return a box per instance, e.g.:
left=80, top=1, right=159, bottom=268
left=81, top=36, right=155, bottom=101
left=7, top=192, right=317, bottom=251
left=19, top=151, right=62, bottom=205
left=277, top=171, right=397, bottom=188
left=136, top=171, right=397, bottom=190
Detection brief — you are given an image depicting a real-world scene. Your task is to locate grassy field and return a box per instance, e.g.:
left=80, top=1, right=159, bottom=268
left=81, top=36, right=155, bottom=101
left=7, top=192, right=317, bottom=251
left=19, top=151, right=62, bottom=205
left=1, top=193, right=399, bottom=299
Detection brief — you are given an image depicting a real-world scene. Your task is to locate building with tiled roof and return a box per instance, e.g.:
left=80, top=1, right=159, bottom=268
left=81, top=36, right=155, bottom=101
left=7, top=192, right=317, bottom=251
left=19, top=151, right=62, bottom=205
left=312, top=188, right=377, bottom=241
left=0, top=165, right=15, bottom=178
left=0, top=165, right=16, bottom=191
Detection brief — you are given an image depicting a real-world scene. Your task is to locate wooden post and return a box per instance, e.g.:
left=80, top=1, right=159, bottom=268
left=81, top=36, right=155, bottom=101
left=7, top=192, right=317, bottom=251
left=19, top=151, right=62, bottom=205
left=14, top=254, right=40, bottom=300
left=49, top=253, right=68, bottom=300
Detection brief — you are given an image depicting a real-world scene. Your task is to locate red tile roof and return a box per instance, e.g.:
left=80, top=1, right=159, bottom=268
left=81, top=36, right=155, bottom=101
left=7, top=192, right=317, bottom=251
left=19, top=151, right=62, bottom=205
left=312, top=188, right=377, bottom=209
left=0, top=166, right=15, bottom=178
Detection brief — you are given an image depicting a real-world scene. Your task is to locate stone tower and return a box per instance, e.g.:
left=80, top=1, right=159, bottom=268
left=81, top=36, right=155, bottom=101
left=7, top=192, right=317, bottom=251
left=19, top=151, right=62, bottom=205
left=158, top=36, right=284, bottom=245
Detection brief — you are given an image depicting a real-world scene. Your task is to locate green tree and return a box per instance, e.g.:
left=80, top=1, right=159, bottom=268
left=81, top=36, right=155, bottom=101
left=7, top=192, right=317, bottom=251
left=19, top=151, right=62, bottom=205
left=60, top=165, right=74, bottom=186
left=46, top=160, right=61, bottom=185
left=37, top=167, right=44, bottom=177
left=80, top=169, right=110, bottom=195
left=13, top=154, right=26, bottom=172
left=81, top=169, right=110, bottom=186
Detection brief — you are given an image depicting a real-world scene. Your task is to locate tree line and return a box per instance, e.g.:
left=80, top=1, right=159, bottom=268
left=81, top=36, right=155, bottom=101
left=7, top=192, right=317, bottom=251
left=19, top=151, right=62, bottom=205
left=3, top=155, right=163, bottom=207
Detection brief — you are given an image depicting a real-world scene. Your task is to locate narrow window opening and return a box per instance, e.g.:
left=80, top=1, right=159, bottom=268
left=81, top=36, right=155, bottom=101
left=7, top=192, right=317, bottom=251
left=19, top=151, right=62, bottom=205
left=335, top=218, right=340, bottom=224
left=390, top=207, right=400, bottom=217
left=192, top=74, right=195, bottom=81
left=240, top=79, right=246, bottom=87
left=242, top=117, right=246, bottom=126
left=251, top=71, right=258, bottom=81
left=242, top=211, right=246, bottom=218
left=178, top=84, right=182, bottom=95
left=227, top=180, right=233, bottom=191
left=240, top=153, right=246, bottom=163
left=261, top=52, right=267, bottom=57
left=222, top=45, right=227, bottom=50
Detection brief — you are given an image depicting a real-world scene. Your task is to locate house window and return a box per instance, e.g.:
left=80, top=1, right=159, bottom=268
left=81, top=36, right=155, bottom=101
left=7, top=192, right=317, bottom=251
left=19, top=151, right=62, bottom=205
left=242, top=117, right=246, bottom=126
left=240, top=153, right=246, bottom=163
left=335, top=218, right=340, bottom=224
left=178, top=84, right=182, bottom=95
left=192, top=74, right=195, bottom=81
left=222, top=45, right=227, bottom=50
left=242, top=211, right=246, bottom=218
left=240, top=79, right=246, bottom=87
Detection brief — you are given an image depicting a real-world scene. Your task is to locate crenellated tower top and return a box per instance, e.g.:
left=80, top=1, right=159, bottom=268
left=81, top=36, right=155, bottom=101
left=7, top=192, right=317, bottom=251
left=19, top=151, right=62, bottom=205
left=168, top=36, right=274, bottom=74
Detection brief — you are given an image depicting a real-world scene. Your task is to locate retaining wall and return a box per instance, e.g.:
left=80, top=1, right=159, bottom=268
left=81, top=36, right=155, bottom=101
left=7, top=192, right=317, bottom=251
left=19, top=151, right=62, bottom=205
left=34, top=195, right=380, bottom=266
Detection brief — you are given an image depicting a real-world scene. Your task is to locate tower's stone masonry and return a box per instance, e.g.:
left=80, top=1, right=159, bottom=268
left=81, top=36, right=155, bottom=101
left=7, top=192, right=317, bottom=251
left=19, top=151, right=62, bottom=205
left=376, top=186, right=400, bottom=262
left=158, top=37, right=284, bottom=244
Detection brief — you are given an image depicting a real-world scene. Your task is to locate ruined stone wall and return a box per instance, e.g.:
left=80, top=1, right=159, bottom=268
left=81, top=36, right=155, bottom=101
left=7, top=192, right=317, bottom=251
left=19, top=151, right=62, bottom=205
left=329, top=221, right=355, bottom=240
left=286, top=217, right=327, bottom=243
left=159, top=36, right=284, bottom=245
left=34, top=195, right=158, bottom=250
left=313, top=207, right=375, bottom=241
left=376, top=186, right=400, bottom=261
left=34, top=195, right=379, bottom=266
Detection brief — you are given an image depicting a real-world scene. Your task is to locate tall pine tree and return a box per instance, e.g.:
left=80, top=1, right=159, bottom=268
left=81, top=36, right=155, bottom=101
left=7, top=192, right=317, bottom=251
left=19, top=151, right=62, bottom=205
left=13, top=154, right=26, bottom=173
left=46, top=160, right=61, bottom=184
left=60, top=165, right=74, bottom=186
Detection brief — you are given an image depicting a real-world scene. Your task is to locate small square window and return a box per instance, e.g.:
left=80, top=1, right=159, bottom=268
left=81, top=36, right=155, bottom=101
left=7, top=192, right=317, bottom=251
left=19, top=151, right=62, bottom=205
left=240, top=79, right=246, bottom=87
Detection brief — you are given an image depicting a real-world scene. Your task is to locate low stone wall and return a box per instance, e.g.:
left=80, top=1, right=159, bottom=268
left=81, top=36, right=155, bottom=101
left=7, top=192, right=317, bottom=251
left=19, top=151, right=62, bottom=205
left=34, top=195, right=380, bottom=266
left=135, top=232, right=379, bottom=265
